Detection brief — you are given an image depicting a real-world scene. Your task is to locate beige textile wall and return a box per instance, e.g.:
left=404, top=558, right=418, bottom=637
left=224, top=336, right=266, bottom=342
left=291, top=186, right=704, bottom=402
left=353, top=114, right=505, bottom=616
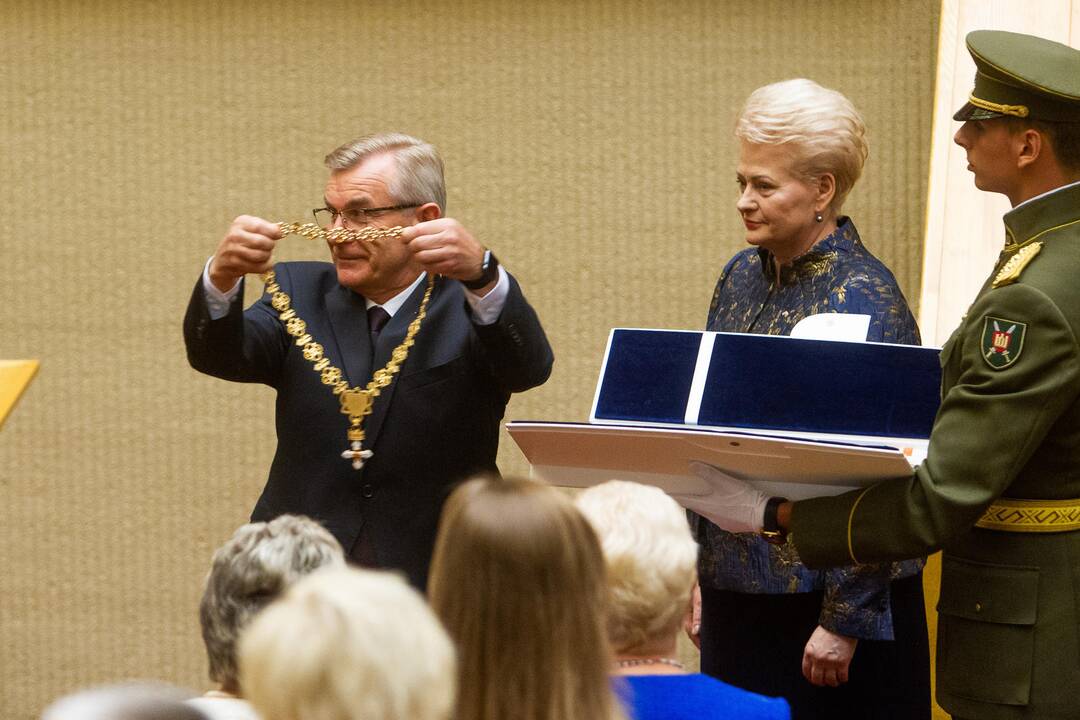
left=1, top=1, right=938, bottom=717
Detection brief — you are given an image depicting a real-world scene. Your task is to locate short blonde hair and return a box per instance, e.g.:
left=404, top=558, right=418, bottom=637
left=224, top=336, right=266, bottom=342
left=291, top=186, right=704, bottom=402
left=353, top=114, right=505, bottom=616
left=575, top=481, right=698, bottom=654
left=199, top=514, right=344, bottom=690
left=736, top=78, right=869, bottom=211
left=239, top=567, right=456, bottom=720
left=428, top=477, right=624, bottom=720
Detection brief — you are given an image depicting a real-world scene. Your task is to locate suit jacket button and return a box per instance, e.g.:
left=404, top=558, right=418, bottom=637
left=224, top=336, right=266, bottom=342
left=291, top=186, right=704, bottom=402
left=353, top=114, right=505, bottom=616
left=361, top=484, right=375, bottom=498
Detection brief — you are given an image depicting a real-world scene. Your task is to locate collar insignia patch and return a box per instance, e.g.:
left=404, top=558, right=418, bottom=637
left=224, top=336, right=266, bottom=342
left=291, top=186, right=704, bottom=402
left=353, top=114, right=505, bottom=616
left=981, top=316, right=1027, bottom=369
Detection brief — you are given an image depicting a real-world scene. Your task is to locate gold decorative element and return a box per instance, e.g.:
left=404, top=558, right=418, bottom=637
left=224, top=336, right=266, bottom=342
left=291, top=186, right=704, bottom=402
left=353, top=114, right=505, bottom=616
left=262, top=221, right=435, bottom=470
left=340, top=389, right=373, bottom=418
left=968, top=94, right=1029, bottom=118
left=845, top=486, right=873, bottom=565
left=276, top=221, right=405, bottom=245
left=1005, top=218, right=1080, bottom=255
left=993, top=242, right=1042, bottom=288
left=975, top=497, right=1080, bottom=533
left=834, top=283, right=847, bottom=305
left=804, top=253, right=836, bottom=279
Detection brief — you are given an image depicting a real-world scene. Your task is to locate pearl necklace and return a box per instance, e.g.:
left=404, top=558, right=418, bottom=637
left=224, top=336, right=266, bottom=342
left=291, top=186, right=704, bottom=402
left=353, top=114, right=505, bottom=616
left=614, top=657, right=685, bottom=670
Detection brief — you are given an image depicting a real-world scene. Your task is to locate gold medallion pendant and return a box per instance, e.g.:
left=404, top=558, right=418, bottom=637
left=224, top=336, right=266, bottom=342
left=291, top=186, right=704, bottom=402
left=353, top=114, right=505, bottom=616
left=264, top=222, right=435, bottom=470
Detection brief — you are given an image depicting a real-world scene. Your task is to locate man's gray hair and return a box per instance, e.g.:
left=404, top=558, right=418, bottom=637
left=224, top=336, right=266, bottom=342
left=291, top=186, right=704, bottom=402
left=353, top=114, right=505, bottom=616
left=198, top=514, right=345, bottom=690
left=325, top=132, right=447, bottom=212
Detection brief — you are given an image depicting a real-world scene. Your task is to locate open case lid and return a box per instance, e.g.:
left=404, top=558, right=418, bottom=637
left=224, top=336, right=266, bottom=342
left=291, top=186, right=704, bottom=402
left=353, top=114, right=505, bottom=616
left=590, top=328, right=941, bottom=440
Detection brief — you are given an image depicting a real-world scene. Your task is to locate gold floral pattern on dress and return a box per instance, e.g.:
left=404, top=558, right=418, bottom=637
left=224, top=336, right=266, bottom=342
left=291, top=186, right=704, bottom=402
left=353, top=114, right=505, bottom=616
left=692, top=217, right=925, bottom=640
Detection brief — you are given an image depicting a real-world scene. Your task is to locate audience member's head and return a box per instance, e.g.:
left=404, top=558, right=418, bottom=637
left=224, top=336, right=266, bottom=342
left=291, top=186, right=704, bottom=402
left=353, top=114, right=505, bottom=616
left=199, top=514, right=344, bottom=693
left=41, top=682, right=206, bottom=720
left=428, top=476, right=624, bottom=720
left=575, top=481, right=698, bottom=660
left=239, top=567, right=456, bottom=720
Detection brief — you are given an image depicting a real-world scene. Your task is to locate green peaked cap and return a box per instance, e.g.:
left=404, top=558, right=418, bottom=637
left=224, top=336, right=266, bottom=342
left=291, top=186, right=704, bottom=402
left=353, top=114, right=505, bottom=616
left=954, top=30, right=1080, bottom=122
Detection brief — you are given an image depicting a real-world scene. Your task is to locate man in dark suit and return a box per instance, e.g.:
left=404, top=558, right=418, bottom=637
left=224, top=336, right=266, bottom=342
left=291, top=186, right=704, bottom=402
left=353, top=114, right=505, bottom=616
left=184, top=133, right=553, bottom=589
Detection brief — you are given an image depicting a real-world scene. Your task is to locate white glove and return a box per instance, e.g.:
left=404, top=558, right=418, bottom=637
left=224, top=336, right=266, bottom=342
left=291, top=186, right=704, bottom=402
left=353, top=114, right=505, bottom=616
left=671, top=461, right=769, bottom=533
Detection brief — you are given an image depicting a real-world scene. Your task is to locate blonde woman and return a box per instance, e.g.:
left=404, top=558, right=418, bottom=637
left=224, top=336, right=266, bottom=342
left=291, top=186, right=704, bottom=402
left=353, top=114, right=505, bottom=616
left=428, top=476, right=625, bottom=720
left=576, top=480, right=789, bottom=720
left=687, top=79, right=930, bottom=718
left=238, top=567, right=456, bottom=720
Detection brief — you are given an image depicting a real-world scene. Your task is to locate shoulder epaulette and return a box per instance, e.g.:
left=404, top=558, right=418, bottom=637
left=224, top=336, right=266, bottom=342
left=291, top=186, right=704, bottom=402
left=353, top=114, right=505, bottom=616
left=993, top=241, right=1043, bottom=288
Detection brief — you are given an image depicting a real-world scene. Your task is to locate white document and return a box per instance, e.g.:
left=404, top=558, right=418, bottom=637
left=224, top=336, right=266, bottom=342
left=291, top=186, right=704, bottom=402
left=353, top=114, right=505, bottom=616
left=789, top=312, right=871, bottom=342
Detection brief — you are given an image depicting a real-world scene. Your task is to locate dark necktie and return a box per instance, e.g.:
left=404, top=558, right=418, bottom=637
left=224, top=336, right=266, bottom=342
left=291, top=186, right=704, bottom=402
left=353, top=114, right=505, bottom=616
left=368, top=305, right=391, bottom=344
left=348, top=305, right=392, bottom=566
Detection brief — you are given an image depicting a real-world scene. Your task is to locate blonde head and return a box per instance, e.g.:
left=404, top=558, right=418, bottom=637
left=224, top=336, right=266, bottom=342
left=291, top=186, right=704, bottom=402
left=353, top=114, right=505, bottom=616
left=736, top=78, right=869, bottom=212
left=239, top=567, right=456, bottom=720
left=575, top=481, right=698, bottom=655
left=428, top=476, right=624, bottom=720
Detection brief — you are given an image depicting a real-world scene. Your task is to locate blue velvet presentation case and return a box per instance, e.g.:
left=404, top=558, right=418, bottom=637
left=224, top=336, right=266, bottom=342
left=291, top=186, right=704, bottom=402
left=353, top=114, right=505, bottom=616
left=590, top=328, right=941, bottom=441
left=508, top=328, right=943, bottom=498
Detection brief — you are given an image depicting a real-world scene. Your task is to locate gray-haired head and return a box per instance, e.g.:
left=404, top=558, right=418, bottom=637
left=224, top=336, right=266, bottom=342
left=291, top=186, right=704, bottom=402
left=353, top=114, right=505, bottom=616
left=325, top=133, right=447, bottom=212
left=41, top=683, right=206, bottom=720
left=198, top=514, right=345, bottom=692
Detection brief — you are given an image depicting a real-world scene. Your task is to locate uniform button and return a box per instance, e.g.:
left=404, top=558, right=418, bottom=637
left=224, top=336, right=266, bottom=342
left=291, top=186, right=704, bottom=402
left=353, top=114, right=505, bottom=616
left=974, top=602, right=983, bottom=613
left=361, top=484, right=374, bottom=498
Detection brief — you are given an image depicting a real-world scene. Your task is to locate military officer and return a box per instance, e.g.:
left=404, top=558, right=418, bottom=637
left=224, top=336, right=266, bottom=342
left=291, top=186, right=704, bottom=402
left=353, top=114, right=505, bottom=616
left=688, top=30, right=1080, bottom=719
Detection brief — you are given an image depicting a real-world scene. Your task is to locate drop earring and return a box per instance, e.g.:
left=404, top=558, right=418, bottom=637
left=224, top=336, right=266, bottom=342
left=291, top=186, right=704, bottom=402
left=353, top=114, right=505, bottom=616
left=815, top=212, right=823, bottom=223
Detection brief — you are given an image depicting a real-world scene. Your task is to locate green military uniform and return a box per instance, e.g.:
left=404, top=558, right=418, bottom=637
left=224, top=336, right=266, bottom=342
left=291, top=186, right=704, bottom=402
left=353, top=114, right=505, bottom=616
left=790, top=31, right=1080, bottom=719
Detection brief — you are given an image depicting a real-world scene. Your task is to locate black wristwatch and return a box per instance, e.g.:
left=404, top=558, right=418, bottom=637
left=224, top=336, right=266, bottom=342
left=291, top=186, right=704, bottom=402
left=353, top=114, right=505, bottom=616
left=762, top=497, right=789, bottom=545
left=463, top=249, right=499, bottom=290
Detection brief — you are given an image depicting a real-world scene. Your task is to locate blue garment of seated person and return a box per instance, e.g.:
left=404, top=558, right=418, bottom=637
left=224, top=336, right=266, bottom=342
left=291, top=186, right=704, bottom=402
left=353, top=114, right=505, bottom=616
left=615, top=674, right=790, bottom=720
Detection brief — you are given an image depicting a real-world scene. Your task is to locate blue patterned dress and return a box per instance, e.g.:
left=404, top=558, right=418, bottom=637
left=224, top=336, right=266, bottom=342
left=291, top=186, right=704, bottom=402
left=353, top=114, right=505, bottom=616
left=692, top=217, right=925, bottom=640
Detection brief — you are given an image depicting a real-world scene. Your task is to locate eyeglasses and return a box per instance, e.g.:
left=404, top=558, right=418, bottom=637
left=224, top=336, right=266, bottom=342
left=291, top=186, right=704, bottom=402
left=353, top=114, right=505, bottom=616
left=313, top=204, right=419, bottom=228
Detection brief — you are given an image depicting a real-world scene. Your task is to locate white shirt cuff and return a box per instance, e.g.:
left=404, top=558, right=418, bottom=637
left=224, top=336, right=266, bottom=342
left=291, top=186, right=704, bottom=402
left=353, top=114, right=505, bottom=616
left=202, top=256, right=242, bottom=320
left=463, top=266, right=509, bottom=326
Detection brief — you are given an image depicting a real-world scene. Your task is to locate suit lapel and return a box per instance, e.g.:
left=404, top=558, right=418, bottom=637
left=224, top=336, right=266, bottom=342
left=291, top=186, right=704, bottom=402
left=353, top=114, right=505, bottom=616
left=364, top=275, right=436, bottom=449
left=324, top=284, right=372, bottom=387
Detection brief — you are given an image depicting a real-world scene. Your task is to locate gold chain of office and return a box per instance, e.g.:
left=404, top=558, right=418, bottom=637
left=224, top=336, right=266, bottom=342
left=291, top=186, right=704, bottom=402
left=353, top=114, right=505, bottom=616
left=263, top=221, right=434, bottom=470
